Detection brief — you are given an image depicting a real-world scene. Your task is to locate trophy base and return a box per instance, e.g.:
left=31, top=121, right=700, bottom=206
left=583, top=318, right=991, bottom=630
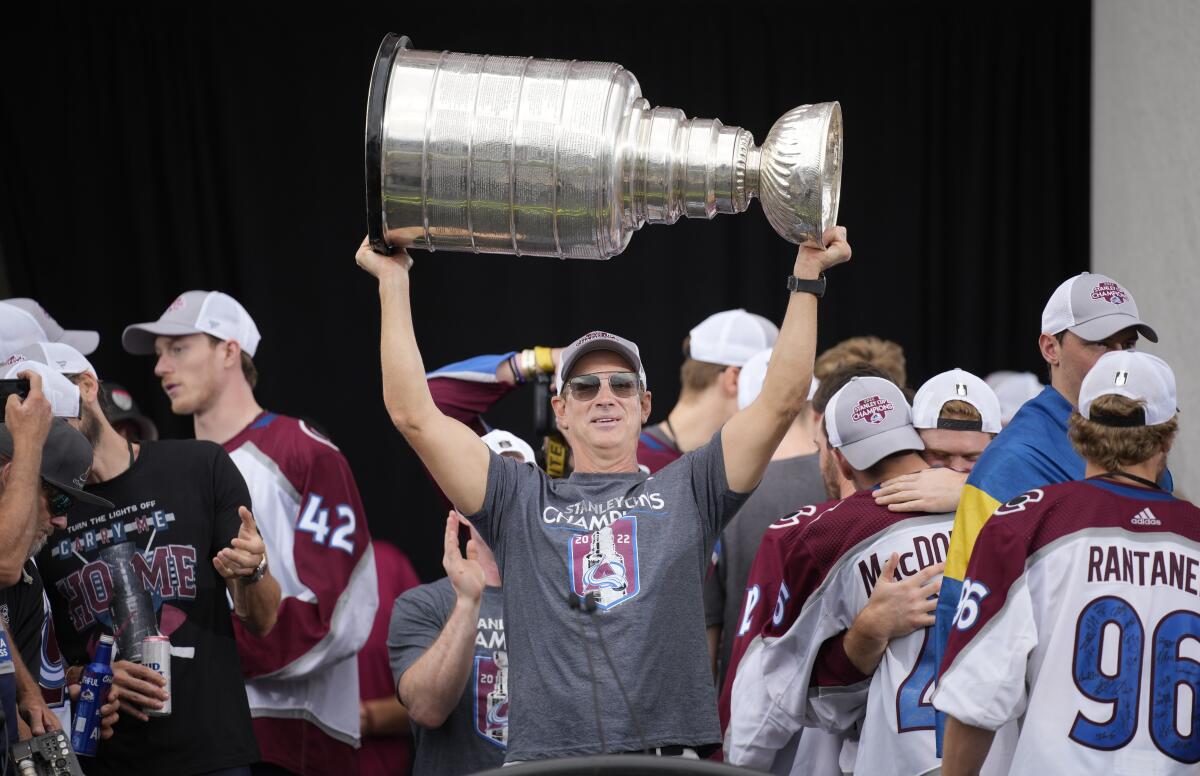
left=365, top=32, right=412, bottom=256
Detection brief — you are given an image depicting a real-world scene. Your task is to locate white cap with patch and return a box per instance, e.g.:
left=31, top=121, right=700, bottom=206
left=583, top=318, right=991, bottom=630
left=1079, top=351, right=1177, bottom=427
left=688, top=309, right=779, bottom=367
left=911, top=368, right=1001, bottom=434
left=1041, top=272, right=1157, bottom=343
left=481, top=429, right=537, bottom=464
left=0, top=298, right=100, bottom=355
left=122, top=290, right=261, bottom=357
left=824, top=376, right=924, bottom=470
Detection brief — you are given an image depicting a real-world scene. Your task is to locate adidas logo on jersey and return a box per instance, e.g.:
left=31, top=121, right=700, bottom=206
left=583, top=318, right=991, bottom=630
left=1130, top=508, right=1161, bottom=526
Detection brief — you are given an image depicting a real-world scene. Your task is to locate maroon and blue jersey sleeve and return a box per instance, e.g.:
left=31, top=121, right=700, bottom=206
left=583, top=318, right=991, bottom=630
left=428, top=353, right=518, bottom=435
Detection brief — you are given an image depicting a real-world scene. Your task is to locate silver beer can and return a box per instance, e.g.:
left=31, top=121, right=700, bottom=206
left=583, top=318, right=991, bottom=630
left=141, top=635, right=172, bottom=717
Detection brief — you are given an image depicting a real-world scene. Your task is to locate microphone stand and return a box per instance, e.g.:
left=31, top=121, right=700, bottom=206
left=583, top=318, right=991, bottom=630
left=568, top=591, right=650, bottom=755
left=566, top=592, right=607, bottom=753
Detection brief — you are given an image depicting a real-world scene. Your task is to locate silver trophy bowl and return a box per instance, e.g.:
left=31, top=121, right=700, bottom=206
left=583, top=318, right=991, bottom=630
left=365, top=34, right=841, bottom=259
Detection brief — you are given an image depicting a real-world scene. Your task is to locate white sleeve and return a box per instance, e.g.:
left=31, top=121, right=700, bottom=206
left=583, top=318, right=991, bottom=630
left=261, top=546, right=379, bottom=681
left=726, top=594, right=848, bottom=768
left=932, top=577, right=1036, bottom=730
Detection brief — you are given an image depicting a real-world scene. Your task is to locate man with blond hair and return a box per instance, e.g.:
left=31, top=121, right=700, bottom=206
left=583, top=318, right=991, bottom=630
left=936, top=351, right=1196, bottom=773
left=124, top=291, right=378, bottom=775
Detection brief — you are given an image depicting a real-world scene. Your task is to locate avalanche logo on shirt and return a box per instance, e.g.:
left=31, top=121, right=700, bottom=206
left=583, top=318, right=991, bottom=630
left=473, top=651, right=509, bottom=748
left=568, top=517, right=640, bottom=610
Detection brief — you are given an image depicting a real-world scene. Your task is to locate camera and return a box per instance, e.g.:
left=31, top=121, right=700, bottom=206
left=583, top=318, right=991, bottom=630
left=8, top=730, right=85, bottom=776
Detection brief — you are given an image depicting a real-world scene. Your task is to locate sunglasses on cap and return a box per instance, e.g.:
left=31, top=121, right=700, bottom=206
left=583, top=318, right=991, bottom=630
left=565, top=371, right=641, bottom=401
left=42, top=482, right=75, bottom=517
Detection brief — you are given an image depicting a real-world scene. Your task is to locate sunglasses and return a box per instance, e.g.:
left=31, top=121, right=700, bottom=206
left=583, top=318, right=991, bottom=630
left=565, top=371, right=641, bottom=401
left=42, top=482, right=75, bottom=517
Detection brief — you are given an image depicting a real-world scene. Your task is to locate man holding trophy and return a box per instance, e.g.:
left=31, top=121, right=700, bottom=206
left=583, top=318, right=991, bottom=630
left=357, top=33, right=848, bottom=762
left=356, top=228, right=847, bottom=763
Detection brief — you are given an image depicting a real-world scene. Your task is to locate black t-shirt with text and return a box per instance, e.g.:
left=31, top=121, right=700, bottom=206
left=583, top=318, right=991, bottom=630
left=0, top=560, right=45, bottom=672
left=36, top=440, right=260, bottom=776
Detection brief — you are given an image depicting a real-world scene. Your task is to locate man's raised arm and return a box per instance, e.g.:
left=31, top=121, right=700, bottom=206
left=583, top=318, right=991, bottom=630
left=721, top=227, right=851, bottom=493
left=0, top=370, right=52, bottom=586
left=356, top=238, right=491, bottom=515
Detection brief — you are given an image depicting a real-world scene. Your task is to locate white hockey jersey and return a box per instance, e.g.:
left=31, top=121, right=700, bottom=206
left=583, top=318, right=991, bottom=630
left=728, top=490, right=952, bottom=776
left=934, top=478, right=1200, bottom=772
left=224, top=412, right=378, bottom=773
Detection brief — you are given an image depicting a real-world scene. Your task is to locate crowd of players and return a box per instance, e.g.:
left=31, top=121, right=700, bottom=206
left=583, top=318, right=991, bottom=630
left=0, top=225, right=1194, bottom=775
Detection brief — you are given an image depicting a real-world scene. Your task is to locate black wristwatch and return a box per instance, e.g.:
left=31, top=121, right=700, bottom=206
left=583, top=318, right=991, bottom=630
left=246, top=553, right=268, bottom=584
left=786, top=273, right=827, bottom=298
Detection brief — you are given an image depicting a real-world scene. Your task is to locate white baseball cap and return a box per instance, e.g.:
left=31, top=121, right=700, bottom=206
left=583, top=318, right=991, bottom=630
left=555, top=331, right=647, bottom=394
left=688, top=309, right=779, bottom=367
left=481, top=429, right=537, bottom=464
left=1079, top=351, right=1177, bottom=427
left=122, top=291, right=262, bottom=357
left=0, top=298, right=100, bottom=355
left=1041, top=272, right=1157, bottom=343
left=824, top=376, right=924, bottom=470
left=985, top=371, right=1044, bottom=426
left=11, top=342, right=98, bottom=380
left=0, top=353, right=81, bottom=419
left=736, top=348, right=819, bottom=410
left=911, top=368, right=1001, bottom=434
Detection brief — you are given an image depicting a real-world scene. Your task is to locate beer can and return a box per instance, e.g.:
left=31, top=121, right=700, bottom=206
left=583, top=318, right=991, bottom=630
left=141, top=635, right=172, bottom=717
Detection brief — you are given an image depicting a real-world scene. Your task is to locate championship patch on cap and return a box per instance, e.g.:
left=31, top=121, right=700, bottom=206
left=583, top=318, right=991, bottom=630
left=166, top=295, right=187, bottom=313
left=111, top=389, right=134, bottom=411
left=852, top=395, right=894, bottom=425
left=1091, top=281, right=1129, bottom=305
left=1041, top=272, right=1157, bottom=343
left=825, top=376, right=924, bottom=470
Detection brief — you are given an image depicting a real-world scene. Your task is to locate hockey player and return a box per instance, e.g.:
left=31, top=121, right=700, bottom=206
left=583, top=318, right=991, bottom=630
left=717, top=364, right=937, bottom=772
left=123, top=291, right=378, bottom=776
left=935, top=350, right=1198, bottom=774
left=727, top=376, right=950, bottom=775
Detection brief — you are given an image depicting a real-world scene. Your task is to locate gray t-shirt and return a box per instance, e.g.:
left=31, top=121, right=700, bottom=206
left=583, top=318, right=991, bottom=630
left=468, top=432, right=748, bottom=761
left=388, top=579, right=507, bottom=776
left=703, top=453, right=826, bottom=688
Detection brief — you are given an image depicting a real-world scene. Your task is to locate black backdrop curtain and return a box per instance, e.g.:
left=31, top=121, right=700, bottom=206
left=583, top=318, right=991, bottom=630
left=0, top=2, right=1091, bottom=581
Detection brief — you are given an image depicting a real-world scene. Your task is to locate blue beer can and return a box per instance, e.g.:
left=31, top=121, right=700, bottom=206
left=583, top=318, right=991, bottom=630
left=71, top=633, right=115, bottom=756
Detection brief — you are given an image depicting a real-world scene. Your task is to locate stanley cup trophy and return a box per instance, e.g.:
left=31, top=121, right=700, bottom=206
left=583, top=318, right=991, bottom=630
left=365, top=34, right=842, bottom=259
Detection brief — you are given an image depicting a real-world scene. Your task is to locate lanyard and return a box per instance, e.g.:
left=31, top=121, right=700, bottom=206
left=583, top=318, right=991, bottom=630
left=1090, top=470, right=1162, bottom=491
